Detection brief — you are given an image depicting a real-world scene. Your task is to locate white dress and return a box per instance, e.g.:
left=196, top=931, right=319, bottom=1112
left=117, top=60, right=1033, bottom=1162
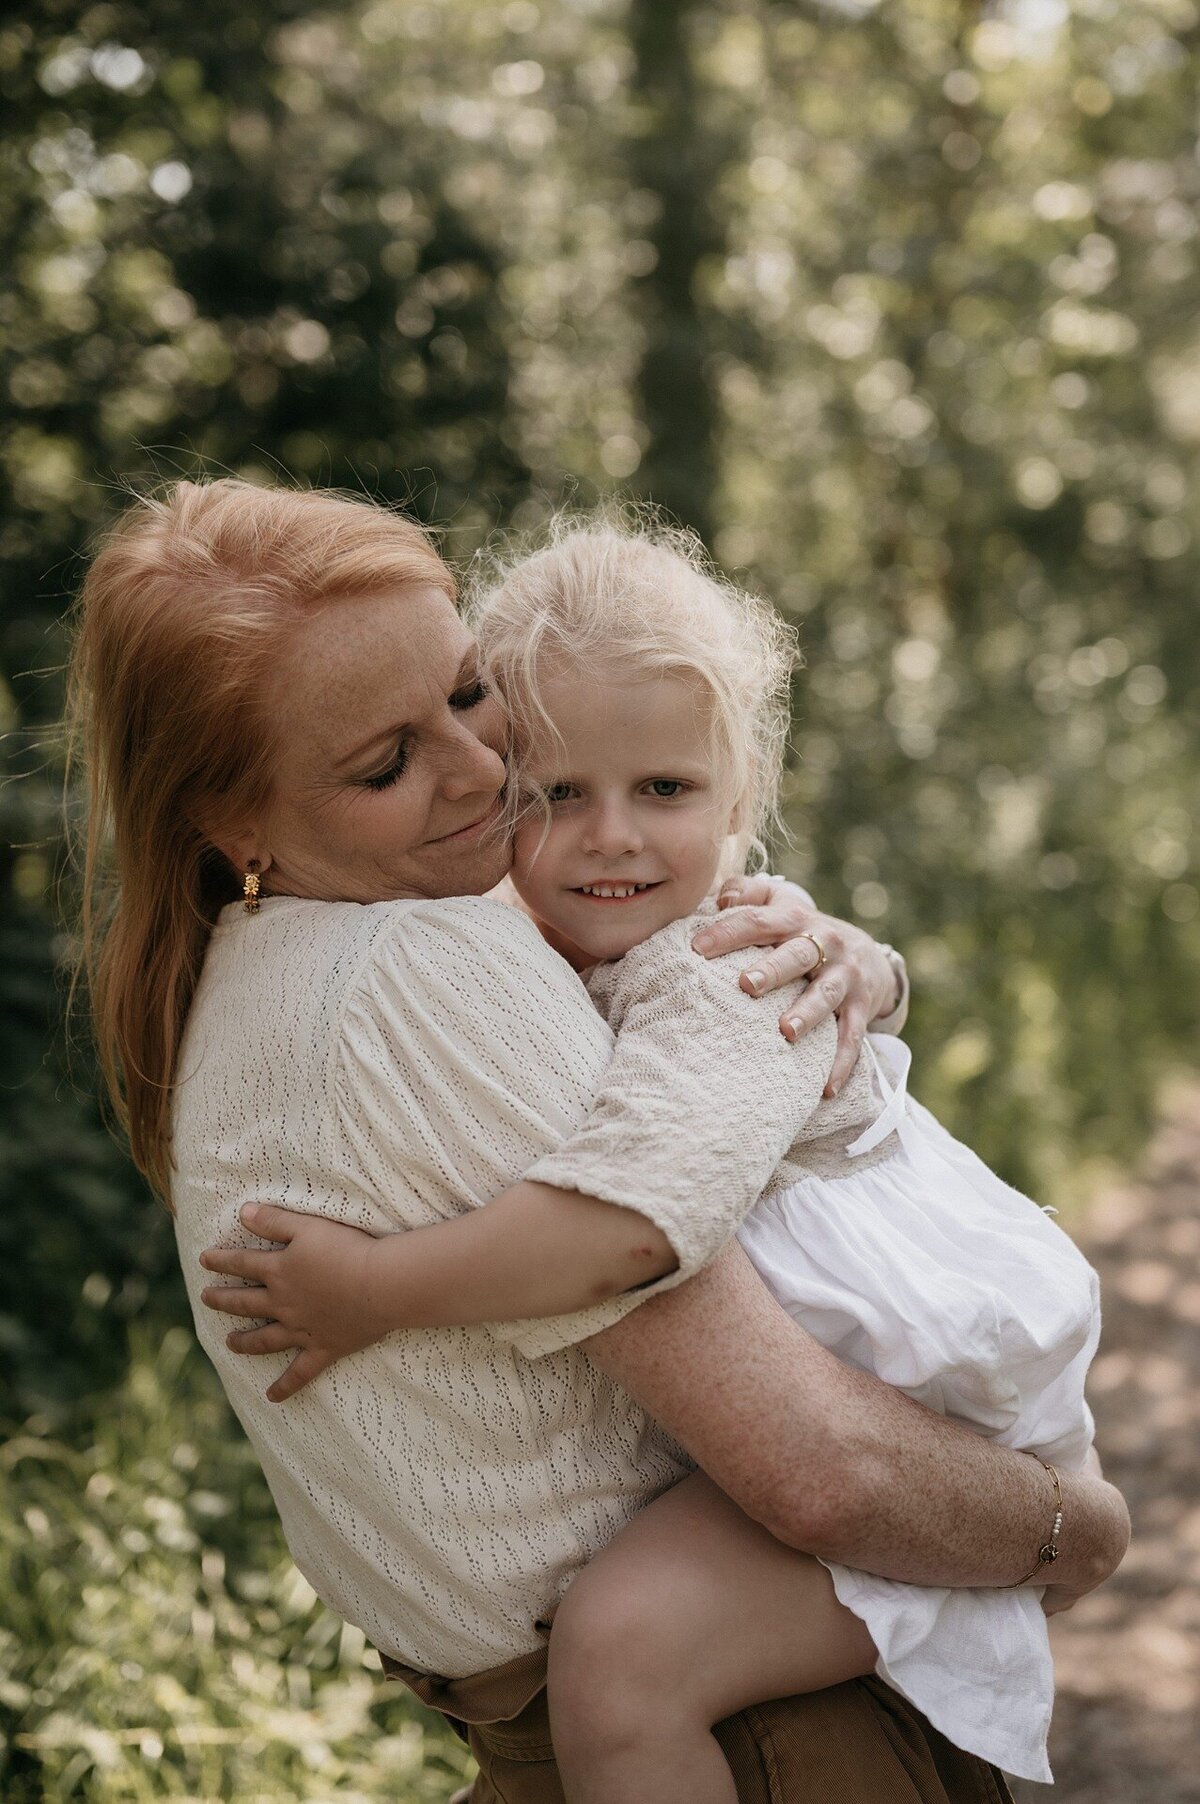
left=736, top=1033, right=1099, bottom=1784
left=532, top=911, right=1100, bottom=1785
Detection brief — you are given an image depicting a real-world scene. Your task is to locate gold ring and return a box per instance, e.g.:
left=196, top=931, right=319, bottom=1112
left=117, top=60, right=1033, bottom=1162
left=797, top=932, right=826, bottom=974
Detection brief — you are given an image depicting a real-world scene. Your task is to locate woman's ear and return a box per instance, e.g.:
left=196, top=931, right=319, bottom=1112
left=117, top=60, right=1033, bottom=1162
left=230, top=840, right=273, bottom=882
left=191, top=811, right=272, bottom=883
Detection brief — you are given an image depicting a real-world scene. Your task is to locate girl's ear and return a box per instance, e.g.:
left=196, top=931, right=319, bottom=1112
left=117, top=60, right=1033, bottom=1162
left=716, top=830, right=752, bottom=886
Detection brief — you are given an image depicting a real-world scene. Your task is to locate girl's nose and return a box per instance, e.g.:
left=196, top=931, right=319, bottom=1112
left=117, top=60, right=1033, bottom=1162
left=582, top=800, right=644, bottom=859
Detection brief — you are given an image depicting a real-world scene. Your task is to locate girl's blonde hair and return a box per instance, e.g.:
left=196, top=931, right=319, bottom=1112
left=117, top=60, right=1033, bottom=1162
left=66, top=477, right=454, bottom=1203
left=466, top=507, right=799, bottom=870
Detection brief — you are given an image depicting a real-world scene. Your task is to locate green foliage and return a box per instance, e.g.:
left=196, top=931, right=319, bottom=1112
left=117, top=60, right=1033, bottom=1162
left=1, top=0, right=1197, bottom=1794
left=0, top=1327, right=471, bottom=1801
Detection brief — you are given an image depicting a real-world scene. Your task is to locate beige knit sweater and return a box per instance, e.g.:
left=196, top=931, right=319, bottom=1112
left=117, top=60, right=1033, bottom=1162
left=172, top=894, right=894, bottom=1675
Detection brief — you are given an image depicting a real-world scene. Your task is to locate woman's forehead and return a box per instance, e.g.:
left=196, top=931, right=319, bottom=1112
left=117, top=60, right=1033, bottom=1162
left=272, top=588, right=475, bottom=758
left=285, top=587, right=467, bottom=679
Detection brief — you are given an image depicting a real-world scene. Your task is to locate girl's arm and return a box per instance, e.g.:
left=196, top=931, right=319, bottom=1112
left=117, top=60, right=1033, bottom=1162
left=204, top=919, right=843, bottom=1397
left=202, top=1182, right=678, bottom=1400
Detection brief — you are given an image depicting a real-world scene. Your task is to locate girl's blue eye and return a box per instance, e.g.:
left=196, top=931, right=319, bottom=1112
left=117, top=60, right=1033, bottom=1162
left=648, top=779, right=685, bottom=798
left=545, top=782, right=575, bottom=804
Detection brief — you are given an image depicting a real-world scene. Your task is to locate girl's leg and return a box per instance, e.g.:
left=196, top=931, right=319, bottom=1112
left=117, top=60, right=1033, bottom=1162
left=547, top=1469, right=876, bottom=1804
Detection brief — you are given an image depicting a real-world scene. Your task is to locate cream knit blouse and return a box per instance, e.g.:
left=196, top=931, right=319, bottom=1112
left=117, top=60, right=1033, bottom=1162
left=172, top=893, right=891, bottom=1676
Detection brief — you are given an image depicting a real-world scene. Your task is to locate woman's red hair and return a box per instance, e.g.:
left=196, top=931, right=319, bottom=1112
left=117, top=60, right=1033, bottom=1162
left=66, top=478, right=454, bottom=1203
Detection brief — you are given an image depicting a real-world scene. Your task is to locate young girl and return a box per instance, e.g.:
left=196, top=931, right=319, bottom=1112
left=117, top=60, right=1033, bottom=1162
left=201, top=515, right=1101, bottom=1793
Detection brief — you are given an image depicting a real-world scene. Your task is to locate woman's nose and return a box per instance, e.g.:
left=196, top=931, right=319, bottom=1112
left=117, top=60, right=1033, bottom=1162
left=440, top=705, right=507, bottom=801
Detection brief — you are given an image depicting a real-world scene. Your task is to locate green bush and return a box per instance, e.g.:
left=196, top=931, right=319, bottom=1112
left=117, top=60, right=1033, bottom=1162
left=0, top=1327, right=472, bottom=1802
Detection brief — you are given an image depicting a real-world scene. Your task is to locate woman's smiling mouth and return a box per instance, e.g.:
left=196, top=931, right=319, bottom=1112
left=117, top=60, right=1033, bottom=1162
left=431, top=798, right=504, bottom=844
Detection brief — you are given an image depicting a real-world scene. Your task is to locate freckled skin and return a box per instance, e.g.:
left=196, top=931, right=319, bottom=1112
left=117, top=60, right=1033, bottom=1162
left=236, top=587, right=512, bottom=903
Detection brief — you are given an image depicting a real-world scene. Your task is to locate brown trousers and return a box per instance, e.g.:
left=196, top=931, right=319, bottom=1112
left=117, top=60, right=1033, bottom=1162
left=380, top=1645, right=1015, bottom=1804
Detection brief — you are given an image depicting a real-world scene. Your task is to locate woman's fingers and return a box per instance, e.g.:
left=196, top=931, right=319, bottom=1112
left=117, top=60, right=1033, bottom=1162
left=827, top=999, right=871, bottom=1097
left=739, top=934, right=831, bottom=997
left=780, top=969, right=850, bottom=1045
left=267, top=1348, right=334, bottom=1405
left=692, top=904, right=795, bottom=958
left=201, top=1282, right=274, bottom=1319
left=716, top=874, right=778, bottom=911
left=225, top=1322, right=302, bottom=1355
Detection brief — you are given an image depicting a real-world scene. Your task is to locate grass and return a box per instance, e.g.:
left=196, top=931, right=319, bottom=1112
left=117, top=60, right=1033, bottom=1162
left=0, top=1326, right=473, bottom=1803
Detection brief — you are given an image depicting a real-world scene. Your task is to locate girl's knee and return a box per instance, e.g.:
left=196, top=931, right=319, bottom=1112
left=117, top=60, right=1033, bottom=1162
left=548, top=1563, right=698, bottom=1734
left=550, top=1567, right=637, bottom=1699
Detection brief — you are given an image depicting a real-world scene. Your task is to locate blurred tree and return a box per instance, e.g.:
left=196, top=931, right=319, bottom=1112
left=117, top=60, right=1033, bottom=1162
left=625, top=0, right=728, bottom=539
left=0, top=0, right=530, bottom=1419
left=706, top=0, right=1199, bottom=1190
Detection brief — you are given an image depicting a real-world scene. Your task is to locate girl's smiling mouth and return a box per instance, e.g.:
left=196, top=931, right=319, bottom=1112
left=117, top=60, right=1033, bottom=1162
left=572, top=881, right=664, bottom=902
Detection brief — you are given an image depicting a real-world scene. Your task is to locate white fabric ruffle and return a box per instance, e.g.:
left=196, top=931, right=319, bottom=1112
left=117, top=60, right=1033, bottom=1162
left=736, top=1034, right=1100, bottom=1783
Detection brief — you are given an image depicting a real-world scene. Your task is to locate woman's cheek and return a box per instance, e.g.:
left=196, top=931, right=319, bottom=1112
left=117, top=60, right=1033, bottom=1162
left=374, top=782, right=428, bottom=858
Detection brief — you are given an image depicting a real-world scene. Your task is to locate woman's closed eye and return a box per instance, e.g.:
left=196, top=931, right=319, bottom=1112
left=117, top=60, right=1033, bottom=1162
left=450, top=679, right=488, bottom=711
left=363, top=741, right=411, bottom=791
left=362, top=680, right=487, bottom=790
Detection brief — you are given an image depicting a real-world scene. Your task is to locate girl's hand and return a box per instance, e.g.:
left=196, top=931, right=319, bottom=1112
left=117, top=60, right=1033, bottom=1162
left=692, top=875, right=905, bottom=1097
left=199, top=1204, right=389, bottom=1402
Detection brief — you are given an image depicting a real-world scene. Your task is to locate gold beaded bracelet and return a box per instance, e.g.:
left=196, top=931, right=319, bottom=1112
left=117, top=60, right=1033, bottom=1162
left=1008, top=1457, right=1063, bottom=1587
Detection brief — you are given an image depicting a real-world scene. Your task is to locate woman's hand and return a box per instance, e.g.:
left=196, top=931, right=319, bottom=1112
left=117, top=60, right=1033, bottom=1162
left=1041, top=1446, right=1125, bottom=1617
left=692, top=875, right=905, bottom=1096
left=200, top=1204, right=389, bottom=1402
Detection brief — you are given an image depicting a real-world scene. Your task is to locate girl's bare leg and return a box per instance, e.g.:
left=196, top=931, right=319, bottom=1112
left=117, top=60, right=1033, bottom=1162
left=547, top=1468, right=876, bottom=1804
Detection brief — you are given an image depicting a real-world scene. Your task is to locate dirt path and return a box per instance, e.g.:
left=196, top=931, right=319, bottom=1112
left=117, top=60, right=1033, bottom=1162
left=1012, top=1086, right=1200, bottom=1802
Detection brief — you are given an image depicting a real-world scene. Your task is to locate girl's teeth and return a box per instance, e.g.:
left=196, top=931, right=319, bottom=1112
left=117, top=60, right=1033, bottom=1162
left=581, top=883, right=650, bottom=898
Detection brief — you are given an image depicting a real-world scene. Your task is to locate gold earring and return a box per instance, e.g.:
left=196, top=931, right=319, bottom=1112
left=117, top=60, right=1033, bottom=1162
left=243, top=859, right=262, bottom=915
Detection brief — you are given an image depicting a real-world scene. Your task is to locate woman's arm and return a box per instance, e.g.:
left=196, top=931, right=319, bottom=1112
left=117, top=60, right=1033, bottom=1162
left=583, top=1239, right=1130, bottom=1601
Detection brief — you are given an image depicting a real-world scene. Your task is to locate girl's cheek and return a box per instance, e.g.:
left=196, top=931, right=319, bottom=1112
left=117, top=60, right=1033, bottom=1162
left=512, top=818, right=564, bottom=886
left=511, top=823, right=542, bottom=875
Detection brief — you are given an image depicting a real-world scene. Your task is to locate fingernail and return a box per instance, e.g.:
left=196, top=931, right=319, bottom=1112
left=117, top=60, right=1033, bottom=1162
left=241, top=1203, right=257, bottom=1225
left=692, top=931, right=716, bottom=953
left=743, top=969, right=766, bottom=995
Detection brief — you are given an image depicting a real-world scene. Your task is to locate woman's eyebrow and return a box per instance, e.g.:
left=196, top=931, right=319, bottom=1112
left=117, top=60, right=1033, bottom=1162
left=335, top=647, right=480, bottom=770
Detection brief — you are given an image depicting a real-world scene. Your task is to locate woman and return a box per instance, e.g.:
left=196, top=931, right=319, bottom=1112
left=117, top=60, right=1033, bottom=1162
left=69, top=478, right=1129, bottom=1802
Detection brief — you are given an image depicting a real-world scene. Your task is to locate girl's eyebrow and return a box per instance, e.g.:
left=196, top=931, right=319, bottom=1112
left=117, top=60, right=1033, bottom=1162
left=334, top=647, right=479, bottom=770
